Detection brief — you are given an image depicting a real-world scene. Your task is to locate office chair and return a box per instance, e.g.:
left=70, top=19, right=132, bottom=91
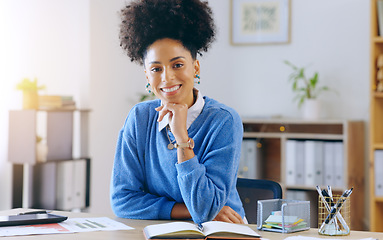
left=236, top=178, right=282, bottom=224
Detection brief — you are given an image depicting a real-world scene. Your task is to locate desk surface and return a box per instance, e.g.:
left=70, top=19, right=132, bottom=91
left=1, top=209, right=382, bottom=240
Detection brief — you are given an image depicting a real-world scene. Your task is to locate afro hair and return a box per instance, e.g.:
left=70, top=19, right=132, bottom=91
left=119, top=0, right=216, bottom=65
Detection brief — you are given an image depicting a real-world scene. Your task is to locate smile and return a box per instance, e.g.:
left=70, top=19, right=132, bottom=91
left=161, top=85, right=181, bottom=93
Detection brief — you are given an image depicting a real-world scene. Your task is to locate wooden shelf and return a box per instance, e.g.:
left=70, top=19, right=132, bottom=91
left=242, top=119, right=365, bottom=230
left=373, top=36, right=383, bottom=43
left=370, top=0, right=383, bottom=232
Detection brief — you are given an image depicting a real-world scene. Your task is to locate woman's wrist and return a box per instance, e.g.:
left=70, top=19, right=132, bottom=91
left=174, top=130, right=189, bottom=143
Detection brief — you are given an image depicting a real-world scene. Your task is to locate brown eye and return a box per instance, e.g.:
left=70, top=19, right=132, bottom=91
left=151, top=67, right=162, bottom=72
left=174, top=63, right=183, bottom=68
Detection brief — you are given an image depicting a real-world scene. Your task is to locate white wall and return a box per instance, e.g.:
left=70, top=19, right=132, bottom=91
left=0, top=0, right=90, bottom=210
left=89, top=0, right=370, bottom=215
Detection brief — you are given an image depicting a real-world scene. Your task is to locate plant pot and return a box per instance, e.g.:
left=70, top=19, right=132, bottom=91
left=22, top=90, right=39, bottom=109
left=302, top=99, right=320, bottom=119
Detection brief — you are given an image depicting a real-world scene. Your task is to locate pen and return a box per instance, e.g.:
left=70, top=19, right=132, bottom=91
left=321, top=188, right=340, bottom=230
left=197, top=223, right=204, bottom=232
left=18, top=210, right=50, bottom=215
left=321, top=189, right=333, bottom=207
left=327, top=185, right=334, bottom=207
left=324, top=187, right=353, bottom=224
left=317, top=186, right=350, bottom=233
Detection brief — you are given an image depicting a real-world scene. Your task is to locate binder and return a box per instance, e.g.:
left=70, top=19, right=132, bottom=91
left=239, top=140, right=261, bottom=179
left=375, top=150, right=383, bottom=197
left=333, top=142, right=344, bottom=188
left=285, top=140, right=297, bottom=185
left=323, top=142, right=335, bottom=187
left=73, top=160, right=87, bottom=209
left=33, top=162, right=57, bottom=209
left=378, top=0, right=383, bottom=36
left=305, top=141, right=323, bottom=186
left=56, top=161, right=74, bottom=210
left=295, top=141, right=306, bottom=185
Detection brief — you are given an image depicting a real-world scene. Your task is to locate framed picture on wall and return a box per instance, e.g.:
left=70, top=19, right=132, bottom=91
left=231, top=0, right=290, bottom=45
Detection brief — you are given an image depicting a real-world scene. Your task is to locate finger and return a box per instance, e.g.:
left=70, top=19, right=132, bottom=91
left=221, top=207, right=243, bottom=224
left=231, top=210, right=244, bottom=224
left=155, top=105, right=164, bottom=111
left=214, top=216, right=233, bottom=223
left=157, top=109, right=171, bottom=122
left=229, top=214, right=243, bottom=224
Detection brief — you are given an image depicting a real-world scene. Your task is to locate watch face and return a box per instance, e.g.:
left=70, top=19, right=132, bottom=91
left=188, top=138, right=195, bottom=149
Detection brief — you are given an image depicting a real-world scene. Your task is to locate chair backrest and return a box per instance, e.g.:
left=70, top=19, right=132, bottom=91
left=236, top=178, right=282, bottom=224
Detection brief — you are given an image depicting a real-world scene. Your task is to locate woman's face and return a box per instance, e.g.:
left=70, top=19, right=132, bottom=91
left=144, top=38, right=200, bottom=108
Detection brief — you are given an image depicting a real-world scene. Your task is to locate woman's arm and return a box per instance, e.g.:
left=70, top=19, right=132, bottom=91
left=111, top=129, right=177, bottom=219
left=176, top=112, right=244, bottom=224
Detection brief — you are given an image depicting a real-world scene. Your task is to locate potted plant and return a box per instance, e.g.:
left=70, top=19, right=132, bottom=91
left=284, top=61, right=330, bottom=119
left=16, top=78, right=45, bottom=109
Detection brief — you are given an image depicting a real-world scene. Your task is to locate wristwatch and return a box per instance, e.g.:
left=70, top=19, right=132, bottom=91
left=174, top=138, right=195, bottom=149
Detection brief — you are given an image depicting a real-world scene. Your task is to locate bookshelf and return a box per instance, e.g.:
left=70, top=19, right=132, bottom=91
left=8, top=109, right=91, bottom=211
left=242, top=118, right=365, bottom=230
left=370, top=0, right=383, bottom=232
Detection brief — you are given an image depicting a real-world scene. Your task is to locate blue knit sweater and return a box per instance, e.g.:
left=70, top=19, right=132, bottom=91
left=110, top=96, right=245, bottom=224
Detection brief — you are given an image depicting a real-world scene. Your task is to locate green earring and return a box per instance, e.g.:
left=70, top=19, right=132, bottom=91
left=146, top=83, right=152, bottom=93
left=195, top=74, right=200, bottom=84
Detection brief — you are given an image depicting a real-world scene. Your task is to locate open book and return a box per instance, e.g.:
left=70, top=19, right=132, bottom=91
left=143, top=221, right=261, bottom=240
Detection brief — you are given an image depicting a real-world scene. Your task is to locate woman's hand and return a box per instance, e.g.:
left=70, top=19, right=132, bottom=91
left=155, top=103, right=189, bottom=142
left=156, top=102, right=194, bottom=163
left=213, top=206, right=244, bottom=224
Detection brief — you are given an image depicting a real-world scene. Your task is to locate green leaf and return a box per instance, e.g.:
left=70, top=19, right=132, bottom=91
left=284, top=60, right=331, bottom=108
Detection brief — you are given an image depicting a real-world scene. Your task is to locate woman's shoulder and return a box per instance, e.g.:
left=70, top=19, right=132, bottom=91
left=124, top=99, right=160, bottom=126
left=130, top=99, right=160, bottom=114
left=202, top=96, right=241, bottom=123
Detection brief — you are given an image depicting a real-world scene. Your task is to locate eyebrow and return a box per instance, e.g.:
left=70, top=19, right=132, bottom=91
left=148, top=56, right=185, bottom=65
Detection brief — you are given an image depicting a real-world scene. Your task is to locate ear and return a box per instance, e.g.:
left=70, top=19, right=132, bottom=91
left=144, top=69, right=149, bottom=81
left=194, top=59, right=200, bottom=76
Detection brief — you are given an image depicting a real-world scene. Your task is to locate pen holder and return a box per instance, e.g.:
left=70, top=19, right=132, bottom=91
left=318, top=195, right=350, bottom=236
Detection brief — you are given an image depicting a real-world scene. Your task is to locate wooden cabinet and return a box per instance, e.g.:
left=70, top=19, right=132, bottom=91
left=242, top=119, right=365, bottom=230
left=370, top=0, right=383, bottom=232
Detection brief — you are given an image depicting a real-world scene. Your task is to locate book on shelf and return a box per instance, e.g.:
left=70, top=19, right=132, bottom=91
left=143, top=221, right=261, bottom=240
left=38, top=95, right=76, bottom=110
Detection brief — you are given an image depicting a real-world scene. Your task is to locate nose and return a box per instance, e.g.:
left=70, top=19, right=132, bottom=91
left=162, top=67, right=175, bottom=82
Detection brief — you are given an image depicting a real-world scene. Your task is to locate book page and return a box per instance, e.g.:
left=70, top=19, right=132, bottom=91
left=143, top=222, right=204, bottom=239
left=202, top=221, right=260, bottom=238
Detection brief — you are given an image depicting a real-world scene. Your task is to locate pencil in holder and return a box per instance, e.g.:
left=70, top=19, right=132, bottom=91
left=318, top=194, right=350, bottom=236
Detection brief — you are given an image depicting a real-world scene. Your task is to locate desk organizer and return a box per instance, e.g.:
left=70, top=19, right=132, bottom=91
left=318, top=195, right=350, bottom=236
left=257, top=199, right=310, bottom=233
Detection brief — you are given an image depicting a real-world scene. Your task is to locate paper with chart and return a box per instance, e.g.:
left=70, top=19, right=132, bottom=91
left=0, top=217, right=133, bottom=237
left=59, top=217, right=134, bottom=232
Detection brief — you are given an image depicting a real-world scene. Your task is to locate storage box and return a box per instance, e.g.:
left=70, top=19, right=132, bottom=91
left=257, top=199, right=310, bottom=233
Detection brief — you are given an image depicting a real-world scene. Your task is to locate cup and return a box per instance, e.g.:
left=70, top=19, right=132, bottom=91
left=318, top=194, right=350, bottom=236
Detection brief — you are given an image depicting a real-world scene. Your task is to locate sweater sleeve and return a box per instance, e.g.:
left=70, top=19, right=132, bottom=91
left=175, top=112, right=243, bottom=224
left=110, top=110, right=176, bottom=220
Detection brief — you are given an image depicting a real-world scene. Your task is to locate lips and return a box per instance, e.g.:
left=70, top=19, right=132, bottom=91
left=161, top=85, right=181, bottom=93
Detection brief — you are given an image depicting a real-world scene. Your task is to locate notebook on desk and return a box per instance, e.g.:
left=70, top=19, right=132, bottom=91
left=0, top=213, right=68, bottom=227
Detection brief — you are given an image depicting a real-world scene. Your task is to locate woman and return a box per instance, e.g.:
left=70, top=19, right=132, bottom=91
left=110, top=0, right=245, bottom=224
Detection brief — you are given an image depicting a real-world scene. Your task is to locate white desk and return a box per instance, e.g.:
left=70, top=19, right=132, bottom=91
left=0, top=209, right=382, bottom=240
